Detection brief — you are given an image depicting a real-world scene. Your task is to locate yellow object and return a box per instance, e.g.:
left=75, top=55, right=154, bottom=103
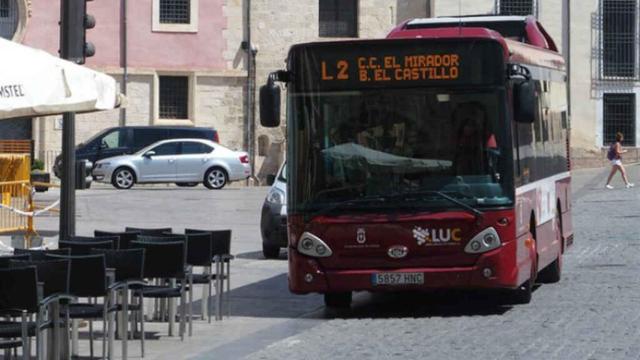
left=0, top=154, right=32, bottom=245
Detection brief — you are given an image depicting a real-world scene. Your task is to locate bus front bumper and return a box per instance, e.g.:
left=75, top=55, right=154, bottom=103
left=288, top=243, right=520, bottom=294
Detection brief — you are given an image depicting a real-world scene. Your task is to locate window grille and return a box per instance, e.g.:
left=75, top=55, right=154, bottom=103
left=0, top=0, right=9, bottom=17
left=603, top=93, right=636, bottom=146
left=319, top=0, right=358, bottom=38
left=599, top=0, right=637, bottom=79
left=495, top=0, right=538, bottom=17
left=159, top=0, right=190, bottom=24
left=0, top=0, right=17, bottom=40
left=159, top=76, right=189, bottom=119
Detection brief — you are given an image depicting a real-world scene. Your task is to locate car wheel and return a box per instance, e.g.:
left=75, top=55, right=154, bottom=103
left=324, top=292, right=352, bottom=309
left=112, top=167, right=135, bottom=189
left=262, top=244, right=280, bottom=259
left=204, top=167, right=228, bottom=190
left=175, top=182, right=198, bottom=187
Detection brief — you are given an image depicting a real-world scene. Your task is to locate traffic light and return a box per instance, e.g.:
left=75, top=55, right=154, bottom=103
left=60, top=0, right=96, bottom=64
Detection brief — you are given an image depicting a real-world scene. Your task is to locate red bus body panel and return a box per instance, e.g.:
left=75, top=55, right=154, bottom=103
left=287, top=19, right=572, bottom=296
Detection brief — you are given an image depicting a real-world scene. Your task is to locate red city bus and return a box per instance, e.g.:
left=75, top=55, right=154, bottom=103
left=260, top=16, right=573, bottom=308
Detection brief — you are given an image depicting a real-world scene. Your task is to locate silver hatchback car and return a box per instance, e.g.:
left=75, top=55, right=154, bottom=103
left=92, top=138, right=251, bottom=189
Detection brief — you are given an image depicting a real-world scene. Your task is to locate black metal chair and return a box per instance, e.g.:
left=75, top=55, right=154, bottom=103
left=0, top=266, right=38, bottom=360
left=58, top=240, right=115, bottom=255
left=162, top=232, right=212, bottom=327
left=130, top=240, right=189, bottom=341
left=0, top=254, right=30, bottom=268
left=6, top=258, right=73, bottom=360
left=124, top=227, right=172, bottom=236
left=185, top=229, right=234, bottom=319
left=91, top=248, right=145, bottom=360
left=46, top=254, right=117, bottom=360
left=66, top=235, right=121, bottom=250
left=94, top=231, right=141, bottom=250
left=13, top=248, right=70, bottom=261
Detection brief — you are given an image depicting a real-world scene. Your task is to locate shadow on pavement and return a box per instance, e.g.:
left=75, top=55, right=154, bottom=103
left=235, top=250, right=287, bottom=260
left=322, top=289, right=515, bottom=319
left=184, top=273, right=536, bottom=320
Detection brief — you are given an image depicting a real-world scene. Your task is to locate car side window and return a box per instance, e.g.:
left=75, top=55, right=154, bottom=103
left=151, top=142, right=179, bottom=156
left=181, top=142, right=213, bottom=155
left=101, top=130, right=123, bottom=149
left=133, top=129, right=167, bottom=148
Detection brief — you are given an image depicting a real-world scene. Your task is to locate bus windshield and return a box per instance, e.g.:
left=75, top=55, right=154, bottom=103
left=289, top=88, right=514, bottom=214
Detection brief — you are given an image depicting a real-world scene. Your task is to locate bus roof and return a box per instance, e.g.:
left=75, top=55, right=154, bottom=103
left=407, top=15, right=527, bottom=26
left=387, top=19, right=565, bottom=71
left=394, top=15, right=559, bottom=53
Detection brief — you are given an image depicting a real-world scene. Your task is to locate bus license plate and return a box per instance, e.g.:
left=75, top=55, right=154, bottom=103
left=372, top=272, right=424, bottom=286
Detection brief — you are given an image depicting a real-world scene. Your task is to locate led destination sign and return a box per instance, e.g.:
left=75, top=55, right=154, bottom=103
left=290, top=39, right=504, bottom=91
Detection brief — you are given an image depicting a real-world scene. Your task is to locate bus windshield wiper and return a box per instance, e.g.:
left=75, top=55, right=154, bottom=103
left=396, top=190, right=484, bottom=222
left=308, top=194, right=388, bottom=219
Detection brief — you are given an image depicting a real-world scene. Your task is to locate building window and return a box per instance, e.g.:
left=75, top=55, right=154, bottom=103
left=0, top=0, right=9, bottom=17
left=495, top=0, right=537, bottom=17
left=0, top=0, right=18, bottom=40
left=601, top=0, right=636, bottom=78
left=319, top=0, right=358, bottom=38
left=159, top=76, right=189, bottom=120
left=603, top=93, right=636, bottom=146
left=152, top=0, right=198, bottom=32
left=159, top=0, right=190, bottom=24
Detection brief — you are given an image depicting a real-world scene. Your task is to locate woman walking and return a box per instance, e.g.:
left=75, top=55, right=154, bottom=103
left=605, top=132, right=634, bottom=189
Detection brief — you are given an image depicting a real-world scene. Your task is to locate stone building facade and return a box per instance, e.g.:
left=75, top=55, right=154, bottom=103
left=2, top=0, right=432, bottom=178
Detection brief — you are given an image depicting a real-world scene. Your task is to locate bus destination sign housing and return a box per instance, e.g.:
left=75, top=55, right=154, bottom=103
left=288, top=38, right=506, bottom=92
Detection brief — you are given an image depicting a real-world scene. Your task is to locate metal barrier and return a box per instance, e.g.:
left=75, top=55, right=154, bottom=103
left=0, top=180, right=31, bottom=233
left=0, top=154, right=32, bottom=239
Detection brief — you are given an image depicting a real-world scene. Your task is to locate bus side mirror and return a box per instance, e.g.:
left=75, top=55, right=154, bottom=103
left=514, top=79, right=536, bottom=123
left=260, top=78, right=281, bottom=128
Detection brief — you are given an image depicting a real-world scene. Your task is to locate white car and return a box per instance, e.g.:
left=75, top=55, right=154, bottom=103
left=92, top=138, right=251, bottom=190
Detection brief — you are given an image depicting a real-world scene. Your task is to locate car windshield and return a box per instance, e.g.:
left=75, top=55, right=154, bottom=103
left=288, top=88, right=514, bottom=214
left=278, top=164, right=287, bottom=182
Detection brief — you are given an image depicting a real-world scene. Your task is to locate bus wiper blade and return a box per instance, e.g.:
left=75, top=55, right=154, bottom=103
left=397, top=190, right=484, bottom=221
left=309, top=194, right=387, bottom=219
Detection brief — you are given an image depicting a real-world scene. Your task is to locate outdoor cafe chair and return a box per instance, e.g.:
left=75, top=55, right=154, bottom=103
left=67, top=235, right=121, bottom=250
left=91, top=248, right=146, bottom=360
left=58, top=239, right=116, bottom=255
left=130, top=240, right=190, bottom=341
left=0, top=266, right=38, bottom=360
left=124, top=227, right=172, bottom=236
left=162, top=231, right=213, bottom=327
left=5, top=258, right=74, bottom=360
left=94, top=230, right=141, bottom=250
left=13, top=248, right=70, bottom=261
left=0, top=254, right=29, bottom=268
left=185, top=229, right=234, bottom=318
left=46, top=254, right=117, bottom=360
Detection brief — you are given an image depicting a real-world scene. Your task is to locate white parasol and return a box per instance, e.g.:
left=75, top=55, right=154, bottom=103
left=0, top=38, right=123, bottom=120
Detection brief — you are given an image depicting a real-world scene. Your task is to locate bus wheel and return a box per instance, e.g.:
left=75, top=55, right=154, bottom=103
left=324, top=292, right=352, bottom=308
left=538, top=210, right=563, bottom=283
left=508, top=278, right=533, bottom=305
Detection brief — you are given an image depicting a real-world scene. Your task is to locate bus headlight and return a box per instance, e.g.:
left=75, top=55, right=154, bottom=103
left=297, top=232, right=333, bottom=258
left=464, top=227, right=501, bottom=254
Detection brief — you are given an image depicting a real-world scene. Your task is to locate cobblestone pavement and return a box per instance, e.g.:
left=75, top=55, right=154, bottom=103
left=9, top=167, right=640, bottom=359
left=243, top=165, right=640, bottom=360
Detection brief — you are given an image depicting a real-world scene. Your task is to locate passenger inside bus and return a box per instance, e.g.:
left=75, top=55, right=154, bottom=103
left=453, top=102, right=498, bottom=175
